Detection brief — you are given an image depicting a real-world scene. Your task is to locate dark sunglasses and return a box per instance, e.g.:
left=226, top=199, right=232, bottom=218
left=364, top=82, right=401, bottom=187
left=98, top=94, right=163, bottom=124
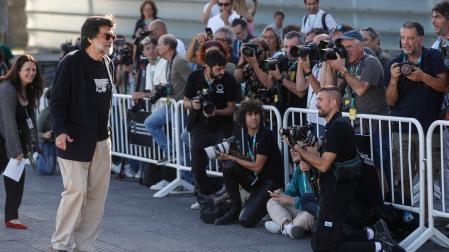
left=218, top=3, right=231, bottom=7
left=103, top=32, right=117, bottom=41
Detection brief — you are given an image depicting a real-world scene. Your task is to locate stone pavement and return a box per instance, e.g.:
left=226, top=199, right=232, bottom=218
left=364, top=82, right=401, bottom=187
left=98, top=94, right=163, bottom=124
left=0, top=166, right=447, bottom=252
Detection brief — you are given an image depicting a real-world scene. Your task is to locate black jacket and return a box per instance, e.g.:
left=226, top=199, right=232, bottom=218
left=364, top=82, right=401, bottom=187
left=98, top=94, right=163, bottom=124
left=50, top=50, right=113, bottom=162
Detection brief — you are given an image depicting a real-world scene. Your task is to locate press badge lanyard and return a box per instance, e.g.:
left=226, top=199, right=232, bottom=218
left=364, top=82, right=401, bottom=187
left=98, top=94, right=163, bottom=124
left=247, top=135, right=257, bottom=162
left=24, top=106, right=34, bottom=130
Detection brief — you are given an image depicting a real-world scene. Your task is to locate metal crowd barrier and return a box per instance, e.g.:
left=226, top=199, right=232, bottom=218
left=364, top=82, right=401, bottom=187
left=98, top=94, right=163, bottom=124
left=282, top=108, right=427, bottom=252
left=423, top=120, right=449, bottom=250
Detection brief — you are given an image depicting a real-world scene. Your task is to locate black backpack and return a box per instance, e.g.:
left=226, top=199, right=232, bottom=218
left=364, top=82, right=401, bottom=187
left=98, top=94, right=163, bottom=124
left=303, top=12, right=328, bottom=31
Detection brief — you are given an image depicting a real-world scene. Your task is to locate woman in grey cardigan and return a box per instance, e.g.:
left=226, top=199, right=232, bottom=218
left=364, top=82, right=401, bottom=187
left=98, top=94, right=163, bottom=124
left=0, top=54, right=43, bottom=229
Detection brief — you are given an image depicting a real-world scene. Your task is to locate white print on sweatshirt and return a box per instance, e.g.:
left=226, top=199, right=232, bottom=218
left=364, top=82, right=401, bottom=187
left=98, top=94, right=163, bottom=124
left=94, top=79, right=109, bottom=93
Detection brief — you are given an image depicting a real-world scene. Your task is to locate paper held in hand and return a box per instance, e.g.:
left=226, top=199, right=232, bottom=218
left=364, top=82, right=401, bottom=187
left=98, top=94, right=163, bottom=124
left=2, top=158, right=25, bottom=182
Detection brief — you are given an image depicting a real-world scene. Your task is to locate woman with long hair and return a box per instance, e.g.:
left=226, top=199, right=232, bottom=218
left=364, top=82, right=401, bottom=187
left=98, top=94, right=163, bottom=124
left=233, top=0, right=258, bottom=35
left=133, top=0, right=159, bottom=39
left=0, top=54, right=44, bottom=229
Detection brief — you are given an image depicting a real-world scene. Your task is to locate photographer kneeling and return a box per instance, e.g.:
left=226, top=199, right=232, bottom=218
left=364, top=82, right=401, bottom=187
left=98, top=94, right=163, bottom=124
left=214, top=99, right=284, bottom=227
left=183, top=50, right=238, bottom=197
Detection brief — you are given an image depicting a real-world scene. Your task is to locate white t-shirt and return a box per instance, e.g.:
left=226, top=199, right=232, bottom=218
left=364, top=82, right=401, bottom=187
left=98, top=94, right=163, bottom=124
left=176, top=38, right=186, bottom=58
left=145, top=58, right=167, bottom=91
left=300, top=9, right=337, bottom=34
left=203, top=2, right=220, bottom=21
left=207, top=11, right=240, bottom=33
left=306, top=64, right=326, bottom=126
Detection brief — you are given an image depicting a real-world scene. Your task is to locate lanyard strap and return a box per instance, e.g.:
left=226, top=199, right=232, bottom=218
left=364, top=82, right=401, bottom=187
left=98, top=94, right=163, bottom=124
left=247, top=134, right=257, bottom=162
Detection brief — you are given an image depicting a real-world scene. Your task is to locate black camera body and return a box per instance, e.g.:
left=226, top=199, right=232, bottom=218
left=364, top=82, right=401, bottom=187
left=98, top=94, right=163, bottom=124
left=241, top=43, right=262, bottom=57
left=257, top=88, right=278, bottom=104
left=261, top=54, right=290, bottom=72
left=150, top=84, right=173, bottom=104
left=134, top=30, right=152, bottom=46
left=117, top=47, right=133, bottom=65
left=279, top=124, right=319, bottom=148
left=193, top=89, right=216, bottom=116
left=396, top=61, right=414, bottom=76
left=130, top=99, right=147, bottom=113
left=289, top=40, right=348, bottom=62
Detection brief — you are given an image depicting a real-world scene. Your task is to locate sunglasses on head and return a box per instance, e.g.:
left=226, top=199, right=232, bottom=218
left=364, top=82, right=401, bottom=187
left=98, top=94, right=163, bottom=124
left=218, top=2, right=231, bottom=7
left=103, top=32, right=116, bottom=41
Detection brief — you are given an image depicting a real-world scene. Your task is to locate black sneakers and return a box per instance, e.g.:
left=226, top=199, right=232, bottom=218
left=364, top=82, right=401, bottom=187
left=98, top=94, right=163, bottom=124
left=373, top=219, right=406, bottom=252
left=214, top=204, right=241, bottom=225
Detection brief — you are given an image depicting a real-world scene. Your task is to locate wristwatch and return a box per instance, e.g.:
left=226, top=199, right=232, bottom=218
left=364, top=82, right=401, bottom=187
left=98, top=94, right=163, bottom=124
left=303, top=71, right=312, bottom=78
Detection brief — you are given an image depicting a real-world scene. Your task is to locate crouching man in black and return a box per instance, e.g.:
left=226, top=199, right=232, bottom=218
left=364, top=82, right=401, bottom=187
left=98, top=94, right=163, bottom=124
left=215, top=99, right=284, bottom=227
left=294, top=87, right=404, bottom=252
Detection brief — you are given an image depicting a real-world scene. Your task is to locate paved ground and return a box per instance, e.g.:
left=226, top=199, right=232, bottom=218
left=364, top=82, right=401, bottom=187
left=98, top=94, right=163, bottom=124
left=0, top=166, right=447, bottom=252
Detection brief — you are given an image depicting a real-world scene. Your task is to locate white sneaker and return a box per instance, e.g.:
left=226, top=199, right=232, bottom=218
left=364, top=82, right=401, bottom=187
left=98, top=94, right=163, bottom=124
left=265, top=221, right=281, bottom=233
left=150, top=180, right=169, bottom=190
left=111, top=162, right=121, bottom=174
left=282, top=223, right=305, bottom=239
left=124, top=165, right=135, bottom=178
left=190, top=201, right=200, bottom=210
left=133, top=169, right=142, bottom=179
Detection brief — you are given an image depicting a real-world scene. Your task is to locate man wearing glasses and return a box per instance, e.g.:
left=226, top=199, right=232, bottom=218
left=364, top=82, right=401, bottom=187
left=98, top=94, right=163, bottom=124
left=207, top=0, right=239, bottom=33
left=50, top=15, right=115, bottom=252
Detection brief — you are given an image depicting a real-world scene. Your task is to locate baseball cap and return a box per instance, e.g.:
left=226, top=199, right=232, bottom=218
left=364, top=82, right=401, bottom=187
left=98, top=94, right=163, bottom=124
left=336, top=30, right=364, bottom=43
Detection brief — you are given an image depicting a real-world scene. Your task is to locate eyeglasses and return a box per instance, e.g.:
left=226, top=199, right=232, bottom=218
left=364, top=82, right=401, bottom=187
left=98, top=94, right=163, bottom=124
left=103, top=32, right=117, bottom=41
left=218, top=3, right=231, bottom=7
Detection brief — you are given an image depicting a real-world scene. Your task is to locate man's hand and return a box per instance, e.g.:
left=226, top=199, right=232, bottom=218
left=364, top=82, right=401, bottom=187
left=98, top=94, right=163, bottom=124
left=268, top=65, right=282, bottom=81
left=299, top=55, right=311, bottom=73
left=220, top=9, right=231, bottom=24
left=132, top=92, right=146, bottom=102
left=191, top=99, right=202, bottom=110
left=328, top=53, right=345, bottom=72
left=244, top=54, right=259, bottom=68
left=217, top=152, right=233, bottom=161
left=390, top=63, right=401, bottom=81
left=299, top=161, right=311, bottom=171
left=42, top=130, right=53, bottom=140
left=406, top=66, right=424, bottom=82
left=56, top=133, right=74, bottom=151
left=195, top=33, right=208, bottom=44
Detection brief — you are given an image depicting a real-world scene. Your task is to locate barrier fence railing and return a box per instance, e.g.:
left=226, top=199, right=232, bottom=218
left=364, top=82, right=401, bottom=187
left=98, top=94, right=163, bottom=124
left=282, top=107, right=427, bottom=252
left=110, top=94, right=447, bottom=251
left=424, top=120, right=449, bottom=250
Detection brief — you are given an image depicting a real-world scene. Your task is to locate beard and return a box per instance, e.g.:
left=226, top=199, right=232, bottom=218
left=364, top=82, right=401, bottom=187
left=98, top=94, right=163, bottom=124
left=210, top=71, right=224, bottom=81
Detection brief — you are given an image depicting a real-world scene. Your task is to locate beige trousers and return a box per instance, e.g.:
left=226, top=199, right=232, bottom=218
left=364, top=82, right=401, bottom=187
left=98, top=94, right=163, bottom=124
left=266, top=197, right=314, bottom=231
left=51, top=139, right=111, bottom=252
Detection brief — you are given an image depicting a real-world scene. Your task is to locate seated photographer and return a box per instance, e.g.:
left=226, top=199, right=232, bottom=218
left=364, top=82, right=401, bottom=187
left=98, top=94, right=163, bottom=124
left=143, top=34, right=192, bottom=164
left=183, top=49, right=238, bottom=198
left=294, top=86, right=404, bottom=252
left=234, top=38, right=274, bottom=104
left=265, top=149, right=316, bottom=239
left=214, top=99, right=284, bottom=227
left=268, top=31, right=308, bottom=113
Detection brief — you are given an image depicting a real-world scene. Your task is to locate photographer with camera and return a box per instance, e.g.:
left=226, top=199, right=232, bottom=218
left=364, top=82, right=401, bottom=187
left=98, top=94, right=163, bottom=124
left=385, top=22, right=448, bottom=201
left=115, top=42, right=137, bottom=94
left=183, top=49, right=238, bottom=201
left=143, top=34, right=192, bottom=164
left=234, top=38, right=274, bottom=103
left=294, top=87, right=404, bottom=252
left=214, top=99, right=283, bottom=227
left=267, top=31, right=308, bottom=112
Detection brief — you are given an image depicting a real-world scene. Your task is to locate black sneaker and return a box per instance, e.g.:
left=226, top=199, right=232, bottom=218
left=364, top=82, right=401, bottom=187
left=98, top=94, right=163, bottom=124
left=214, top=205, right=240, bottom=225
left=378, top=237, right=406, bottom=252
left=374, top=219, right=405, bottom=252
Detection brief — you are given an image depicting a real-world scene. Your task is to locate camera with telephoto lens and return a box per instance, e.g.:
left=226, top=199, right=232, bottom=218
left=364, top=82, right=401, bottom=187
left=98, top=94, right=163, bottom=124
left=241, top=43, right=262, bottom=57
left=150, top=84, right=173, bottom=104
left=261, top=54, right=290, bottom=72
left=204, top=136, right=237, bottom=160
left=396, top=61, right=414, bottom=76
left=279, top=124, right=319, bottom=148
left=289, top=40, right=348, bottom=61
left=290, top=43, right=320, bottom=59
left=130, top=99, right=146, bottom=113
left=257, top=88, right=277, bottom=104
left=193, top=89, right=216, bottom=116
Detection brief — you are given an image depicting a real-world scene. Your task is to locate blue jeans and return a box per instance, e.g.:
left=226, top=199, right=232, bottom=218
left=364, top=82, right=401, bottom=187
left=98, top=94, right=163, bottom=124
left=36, top=142, right=57, bottom=175
left=144, top=105, right=172, bottom=153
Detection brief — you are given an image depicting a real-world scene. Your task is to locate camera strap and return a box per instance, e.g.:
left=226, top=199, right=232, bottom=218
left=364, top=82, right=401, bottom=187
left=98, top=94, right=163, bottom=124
left=165, top=52, right=177, bottom=83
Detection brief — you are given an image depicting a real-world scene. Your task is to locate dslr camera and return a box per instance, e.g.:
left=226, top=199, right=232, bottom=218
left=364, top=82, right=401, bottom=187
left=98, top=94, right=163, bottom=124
left=396, top=61, right=414, bottom=76
left=279, top=124, right=320, bottom=148
left=117, top=46, right=133, bottom=65
left=204, top=136, right=237, bottom=160
left=150, top=84, right=173, bottom=104
left=257, top=88, right=278, bottom=104
left=134, top=29, right=152, bottom=46
left=290, top=40, right=348, bottom=61
left=261, top=54, right=290, bottom=72
left=241, top=43, right=262, bottom=57
left=130, top=99, right=147, bottom=113
left=193, top=89, right=216, bottom=116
